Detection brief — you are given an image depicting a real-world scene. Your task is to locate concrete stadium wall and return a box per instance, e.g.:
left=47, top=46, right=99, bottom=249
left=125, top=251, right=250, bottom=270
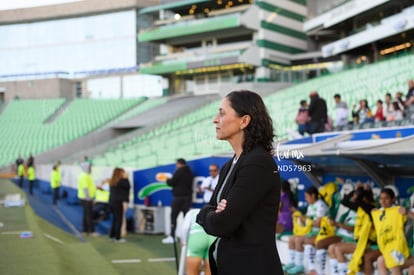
left=2, top=78, right=74, bottom=101
left=0, top=0, right=159, bottom=24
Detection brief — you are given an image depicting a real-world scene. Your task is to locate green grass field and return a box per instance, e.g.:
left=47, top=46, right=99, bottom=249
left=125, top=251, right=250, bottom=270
left=0, top=179, right=180, bottom=275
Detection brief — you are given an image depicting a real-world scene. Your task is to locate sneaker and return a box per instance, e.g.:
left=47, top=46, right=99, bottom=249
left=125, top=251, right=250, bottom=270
left=282, top=263, right=295, bottom=272
left=90, top=232, right=100, bottom=237
left=286, top=265, right=304, bottom=274
left=161, top=236, right=175, bottom=244
left=114, top=238, right=126, bottom=243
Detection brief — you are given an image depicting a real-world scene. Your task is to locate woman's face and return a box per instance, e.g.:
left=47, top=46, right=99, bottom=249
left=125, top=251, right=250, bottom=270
left=379, top=192, right=394, bottom=208
left=305, top=192, right=316, bottom=204
left=213, top=98, right=244, bottom=141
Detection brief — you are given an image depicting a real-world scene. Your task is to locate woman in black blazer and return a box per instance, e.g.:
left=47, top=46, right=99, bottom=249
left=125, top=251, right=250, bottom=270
left=197, top=90, right=282, bottom=275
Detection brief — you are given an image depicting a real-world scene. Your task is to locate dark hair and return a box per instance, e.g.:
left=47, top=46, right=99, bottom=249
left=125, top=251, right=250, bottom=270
left=176, top=158, right=187, bottom=165
left=380, top=187, right=395, bottom=200
left=226, top=90, right=275, bottom=154
left=300, top=100, right=307, bottom=105
left=377, top=99, right=383, bottom=104
left=305, top=186, right=319, bottom=199
left=392, top=101, right=401, bottom=111
left=355, top=185, right=375, bottom=203
left=334, top=94, right=341, bottom=99
left=282, top=180, right=297, bottom=207
left=209, top=163, right=219, bottom=170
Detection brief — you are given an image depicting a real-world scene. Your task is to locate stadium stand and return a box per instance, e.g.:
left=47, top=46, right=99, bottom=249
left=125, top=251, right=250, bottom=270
left=1, top=53, right=413, bottom=171
left=0, top=98, right=145, bottom=168
left=92, top=100, right=231, bottom=169
left=265, top=52, right=414, bottom=139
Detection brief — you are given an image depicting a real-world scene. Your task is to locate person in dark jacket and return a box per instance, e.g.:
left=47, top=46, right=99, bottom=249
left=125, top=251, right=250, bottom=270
left=196, top=90, right=282, bottom=275
left=307, top=91, right=328, bottom=134
left=162, top=158, right=194, bottom=244
left=109, top=167, right=130, bottom=243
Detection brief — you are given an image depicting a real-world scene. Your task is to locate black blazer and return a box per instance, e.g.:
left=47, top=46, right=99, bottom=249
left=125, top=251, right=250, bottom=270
left=109, top=178, right=130, bottom=203
left=197, top=146, right=282, bottom=275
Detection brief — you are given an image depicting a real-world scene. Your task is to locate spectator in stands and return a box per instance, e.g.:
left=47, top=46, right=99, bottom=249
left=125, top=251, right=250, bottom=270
left=276, top=180, right=297, bottom=234
left=284, top=186, right=329, bottom=274
left=383, top=93, right=393, bottom=119
left=387, top=101, right=404, bottom=122
left=198, top=164, right=219, bottom=204
left=352, top=113, right=360, bottom=125
left=181, top=209, right=215, bottom=275
left=352, top=99, right=373, bottom=124
left=50, top=164, right=61, bottom=205
left=77, top=163, right=98, bottom=237
left=325, top=116, right=334, bottom=132
left=295, top=100, right=309, bottom=136
left=395, top=91, right=406, bottom=110
left=163, top=158, right=194, bottom=244
left=377, top=205, right=414, bottom=275
left=307, top=91, right=328, bottom=134
left=333, top=94, right=349, bottom=128
left=405, top=79, right=414, bottom=105
left=196, top=90, right=283, bottom=275
left=374, top=100, right=386, bottom=122
left=27, top=159, right=35, bottom=195
left=109, top=168, right=130, bottom=243
left=328, top=183, right=377, bottom=275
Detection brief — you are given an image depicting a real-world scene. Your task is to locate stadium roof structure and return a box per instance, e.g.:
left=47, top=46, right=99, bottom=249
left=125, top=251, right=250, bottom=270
left=277, top=126, right=414, bottom=187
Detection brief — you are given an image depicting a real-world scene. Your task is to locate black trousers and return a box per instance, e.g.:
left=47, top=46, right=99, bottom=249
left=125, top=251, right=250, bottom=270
left=52, top=187, right=60, bottom=205
left=29, top=180, right=35, bottom=194
left=109, top=200, right=123, bottom=240
left=80, top=199, right=94, bottom=233
left=170, top=196, right=192, bottom=237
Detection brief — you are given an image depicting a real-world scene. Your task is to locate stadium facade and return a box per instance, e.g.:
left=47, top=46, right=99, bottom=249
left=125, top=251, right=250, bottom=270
left=137, top=0, right=414, bottom=95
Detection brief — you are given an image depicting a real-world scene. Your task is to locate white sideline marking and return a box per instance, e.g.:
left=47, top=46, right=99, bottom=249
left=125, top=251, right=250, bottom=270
left=112, top=259, right=142, bottom=264
left=111, top=257, right=176, bottom=264
left=1, top=230, right=29, bottom=235
left=44, top=233, right=64, bottom=245
left=148, top=257, right=176, bottom=262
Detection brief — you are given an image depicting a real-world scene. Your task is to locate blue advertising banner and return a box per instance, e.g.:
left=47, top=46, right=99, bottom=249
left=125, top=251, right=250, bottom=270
left=133, top=156, right=230, bottom=208
left=133, top=155, right=317, bottom=209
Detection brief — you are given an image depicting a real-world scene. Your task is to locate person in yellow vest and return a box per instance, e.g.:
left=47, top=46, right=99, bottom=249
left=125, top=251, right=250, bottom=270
left=327, top=184, right=376, bottom=275
left=92, top=179, right=110, bottom=224
left=360, top=188, right=397, bottom=275
left=27, top=161, right=36, bottom=195
left=78, top=163, right=98, bottom=236
left=17, top=162, right=25, bottom=188
left=50, top=164, right=61, bottom=205
left=375, top=200, right=414, bottom=275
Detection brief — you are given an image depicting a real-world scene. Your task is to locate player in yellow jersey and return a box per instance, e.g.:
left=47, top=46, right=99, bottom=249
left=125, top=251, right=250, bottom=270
left=377, top=205, right=414, bottom=275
